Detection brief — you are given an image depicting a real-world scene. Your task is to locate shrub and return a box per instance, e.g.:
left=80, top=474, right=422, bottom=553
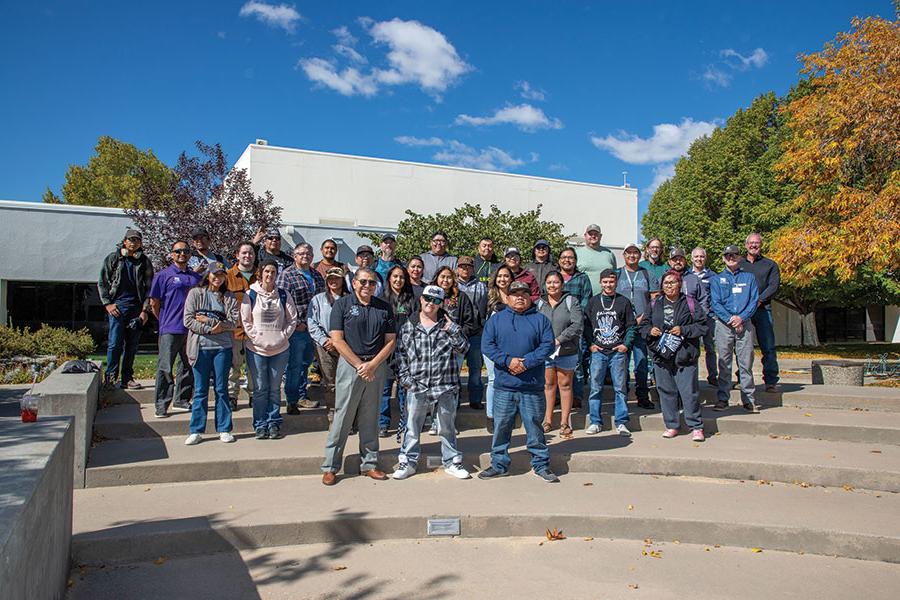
left=0, top=324, right=95, bottom=359
left=0, top=326, right=38, bottom=359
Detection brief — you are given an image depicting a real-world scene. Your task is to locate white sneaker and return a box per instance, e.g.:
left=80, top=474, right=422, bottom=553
left=184, top=433, right=201, bottom=445
left=392, top=463, right=416, bottom=480
left=428, top=421, right=439, bottom=436
left=616, top=424, right=632, bottom=437
left=219, top=432, right=235, bottom=443
left=585, top=423, right=601, bottom=435
left=444, top=464, right=470, bottom=479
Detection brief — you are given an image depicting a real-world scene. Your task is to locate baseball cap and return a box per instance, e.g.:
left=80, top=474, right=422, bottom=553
left=504, top=246, right=521, bottom=257
left=208, top=261, right=226, bottom=274
left=422, top=285, right=446, bottom=300
left=190, top=227, right=209, bottom=239
left=124, top=229, right=142, bottom=240
left=356, top=244, right=374, bottom=255
left=381, top=233, right=396, bottom=242
left=508, top=281, right=531, bottom=294
left=533, top=239, right=550, bottom=248
left=457, top=255, right=474, bottom=267
left=623, top=243, right=640, bottom=252
left=723, top=245, right=741, bottom=256
left=670, top=247, right=686, bottom=258
left=599, top=268, right=618, bottom=280
left=585, top=224, right=601, bottom=234
left=325, top=267, right=345, bottom=279
left=264, top=227, right=281, bottom=238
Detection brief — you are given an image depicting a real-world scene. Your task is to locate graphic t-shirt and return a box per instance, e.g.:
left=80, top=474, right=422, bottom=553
left=663, top=298, right=676, bottom=329
left=586, top=293, right=636, bottom=355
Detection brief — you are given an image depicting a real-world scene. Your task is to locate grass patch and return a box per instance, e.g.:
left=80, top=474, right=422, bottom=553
left=89, top=353, right=159, bottom=380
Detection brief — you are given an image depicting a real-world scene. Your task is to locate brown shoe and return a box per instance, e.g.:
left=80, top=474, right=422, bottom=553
left=362, top=469, right=388, bottom=481
left=322, top=471, right=337, bottom=486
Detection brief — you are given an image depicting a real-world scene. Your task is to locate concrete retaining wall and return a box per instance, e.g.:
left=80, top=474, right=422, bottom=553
left=34, top=369, right=100, bottom=488
left=0, top=417, right=74, bottom=600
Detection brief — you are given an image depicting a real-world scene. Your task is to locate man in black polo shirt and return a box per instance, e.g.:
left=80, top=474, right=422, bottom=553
left=321, top=267, right=396, bottom=485
left=739, top=232, right=781, bottom=392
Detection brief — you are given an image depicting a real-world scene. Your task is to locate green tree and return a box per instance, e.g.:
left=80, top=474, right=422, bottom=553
left=363, top=203, right=572, bottom=260
left=43, top=136, right=173, bottom=207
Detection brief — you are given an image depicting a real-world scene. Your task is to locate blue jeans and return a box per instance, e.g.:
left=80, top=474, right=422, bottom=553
left=246, top=349, right=290, bottom=430
left=625, top=335, right=650, bottom=402
left=574, top=337, right=588, bottom=401
left=483, top=355, right=496, bottom=418
left=588, top=350, right=629, bottom=427
left=380, top=377, right=408, bottom=430
left=189, top=347, right=233, bottom=433
left=285, top=329, right=314, bottom=404
left=399, top=389, right=462, bottom=468
left=491, top=389, right=550, bottom=473
left=105, top=309, right=141, bottom=383
left=751, top=305, right=779, bottom=385
left=465, top=334, right=484, bottom=405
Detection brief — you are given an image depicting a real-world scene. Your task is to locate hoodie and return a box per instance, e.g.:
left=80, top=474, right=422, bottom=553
left=536, top=291, right=583, bottom=357
left=239, top=282, right=298, bottom=356
left=481, top=305, right=555, bottom=393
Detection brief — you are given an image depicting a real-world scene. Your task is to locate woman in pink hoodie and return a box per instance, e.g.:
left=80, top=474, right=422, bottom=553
left=240, top=259, right=298, bottom=440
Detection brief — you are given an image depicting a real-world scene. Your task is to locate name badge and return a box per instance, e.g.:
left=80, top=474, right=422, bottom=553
left=732, top=286, right=743, bottom=294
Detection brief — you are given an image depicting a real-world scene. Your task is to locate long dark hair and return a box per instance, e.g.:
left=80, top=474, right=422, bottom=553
left=488, top=264, right=514, bottom=311
left=194, top=267, right=228, bottom=294
left=433, top=266, right=459, bottom=301
left=382, top=265, right=414, bottom=302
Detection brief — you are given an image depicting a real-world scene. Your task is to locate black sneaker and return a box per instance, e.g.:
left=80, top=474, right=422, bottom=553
left=286, top=404, right=300, bottom=415
left=255, top=428, right=268, bottom=440
left=171, top=402, right=190, bottom=412
left=712, top=401, right=729, bottom=411
left=229, top=397, right=238, bottom=412
left=534, top=468, right=560, bottom=483
left=154, top=410, right=169, bottom=419
left=469, top=401, right=483, bottom=410
left=378, top=427, right=390, bottom=438
left=477, top=466, right=509, bottom=480
left=706, top=376, right=718, bottom=386
left=743, top=402, right=759, bottom=413
left=636, top=399, right=655, bottom=410
left=268, top=425, right=283, bottom=439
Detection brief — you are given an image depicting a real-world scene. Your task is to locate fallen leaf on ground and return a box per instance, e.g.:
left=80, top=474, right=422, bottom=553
left=768, top=434, right=778, bottom=439
left=583, top=482, right=594, bottom=486
left=644, top=538, right=653, bottom=545
left=628, top=584, right=640, bottom=590
left=804, top=413, right=813, bottom=417
left=714, top=544, right=721, bottom=548
left=646, top=550, right=663, bottom=558
left=704, top=547, right=711, bottom=552
left=332, top=566, right=347, bottom=571
left=144, top=488, right=151, bottom=492
left=153, top=556, right=167, bottom=565
left=584, top=537, right=594, bottom=541
left=67, top=580, right=74, bottom=588
left=751, top=548, right=763, bottom=553
left=673, top=540, right=681, bottom=544
left=627, top=504, right=634, bottom=511
left=538, top=541, right=544, bottom=546
left=842, top=484, right=854, bottom=492
left=546, top=528, right=566, bottom=541
left=794, top=480, right=811, bottom=488
left=870, top=450, right=882, bottom=454
left=757, top=480, right=771, bottom=486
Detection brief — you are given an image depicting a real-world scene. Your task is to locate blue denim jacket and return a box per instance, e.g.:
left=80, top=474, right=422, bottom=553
left=710, top=268, right=759, bottom=324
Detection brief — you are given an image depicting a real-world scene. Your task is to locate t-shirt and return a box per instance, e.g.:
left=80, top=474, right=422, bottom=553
left=149, top=264, right=203, bottom=335
left=576, top=245, right=617, bottom=295
left=586, top=293, right=636, bottom=355
left=115, top=256, right=142, bottom=313
left=638, top=259, right=669, bottom=284
left=662, top=298, right=676, bottom=328
left=616, top=267, right=658, bottom=319
left=329, top=294, right=396, bottom=358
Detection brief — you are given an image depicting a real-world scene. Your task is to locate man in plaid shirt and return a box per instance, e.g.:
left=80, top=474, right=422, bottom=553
left=392, top=285, right=471, bottom=480
left=277, top=243, right=326, bottom=413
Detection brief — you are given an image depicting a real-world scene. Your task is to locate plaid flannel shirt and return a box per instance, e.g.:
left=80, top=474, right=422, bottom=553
left=276, top=266, right=326, bottom=322
left=396, top=315, right=469, bottom=399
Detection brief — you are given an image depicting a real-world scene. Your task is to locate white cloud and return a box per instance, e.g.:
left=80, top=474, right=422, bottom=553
left=646, top=163, right=676, bottom=196
left=298, top=58, right=378, bottom=96
left=702, top=66, right=732, bottom=87
left=394, top=135, right=445, bottom=147
left=368, top=19, right=471, bottom=95
left=516, top=81, right=546, bottom=101
left=217, top=31, right=226, bottom=39
left=300, top=18, right=470, bottom=98
left=332, top=26, right=366, bottom=63
left=455, top=103, right=563, bottom=131
left=239, top=2, right=301, bottom=33
left=434, top=141, right=528, bottom=172
left=548, top=163, right=568, bottom=172
left=721, top=48, right=769, bottom=69
left=591, top=118, right=717, bottom=164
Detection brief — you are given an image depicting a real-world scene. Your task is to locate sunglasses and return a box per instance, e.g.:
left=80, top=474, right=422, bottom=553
left=422, top=295, right=443, bottom=305
left=266, top=236, right=280, bottom=241
left=126, top=237, right=142, bottom=242
left=356, top=279, right=378, bottom=287
left=172, top=249, right=190, bottom=255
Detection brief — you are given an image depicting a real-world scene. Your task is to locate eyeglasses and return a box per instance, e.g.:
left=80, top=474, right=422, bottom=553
left=662, top=280, right=680, bottom=286
left=356, top=279, right=378, bottom=287
left=422, top=295, right=443, bottom=305
left=559, top=255, right=575, bottom=261
left=294, top=252, right=313, bottom=257
left=431, top=239, right=447, bottom=244
left=172, top=249, right=190, bottom=255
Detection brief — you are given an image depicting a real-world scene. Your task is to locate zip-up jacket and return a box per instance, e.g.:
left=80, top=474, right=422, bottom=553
left=307, top=290, right=346, bottom=347
left=443, top=290, right=480, bottom=339
left=481, top=305, right=555, bottom=393
left=689, top=267, right=714, bottom=313
left=739, top=254, right=780, bottom=306
left=525, top=259, right=558, bottom=292
left=474, top=255, right=500, bottom=285
left=396, top=312, right=469, bottom=397
left=536, top=291, right=583, bottom=357
left=457, top=277, right=488, bottom=328
left=710, top=268, right=759, bottom=324
left=98, top=245, right=155, bottom=310
left=640, top=294, right=708, bottom=367
left=681, top=271, right=709, bottom=314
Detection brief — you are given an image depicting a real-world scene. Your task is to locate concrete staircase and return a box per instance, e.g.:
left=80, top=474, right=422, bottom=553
left=71, top=378, right=900, bottom=582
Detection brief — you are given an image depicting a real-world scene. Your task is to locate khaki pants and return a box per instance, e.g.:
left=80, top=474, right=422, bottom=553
left=228, top=340, right=253, bottom=399
left=315, top=344, right=338, bottom=411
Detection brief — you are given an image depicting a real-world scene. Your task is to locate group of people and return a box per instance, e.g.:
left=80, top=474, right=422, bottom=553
left=98, top=222, right=780, bottom=484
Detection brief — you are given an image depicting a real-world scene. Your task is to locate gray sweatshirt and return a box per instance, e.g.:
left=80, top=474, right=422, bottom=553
left=535, top=291, right=584, bottom=357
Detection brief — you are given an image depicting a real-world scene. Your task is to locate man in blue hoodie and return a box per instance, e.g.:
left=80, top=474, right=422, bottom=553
left=710, top=245, right=760, bottom=412
left=480, top=281, right=558, bottom=482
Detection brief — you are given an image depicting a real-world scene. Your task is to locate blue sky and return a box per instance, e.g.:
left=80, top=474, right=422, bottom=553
left=1, top=1, right=893, bottom=220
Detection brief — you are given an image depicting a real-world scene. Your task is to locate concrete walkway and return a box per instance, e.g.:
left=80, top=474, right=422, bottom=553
left=66, top=537, right=900, bottom=600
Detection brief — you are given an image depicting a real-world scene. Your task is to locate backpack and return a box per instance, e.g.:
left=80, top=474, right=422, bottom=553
left=247, top=288, right=288, bottom=315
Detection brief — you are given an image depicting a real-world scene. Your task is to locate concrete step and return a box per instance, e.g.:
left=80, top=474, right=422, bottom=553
left=85, top=428, right=900, bottom=492
left=91, top=399, right=900, bottom=446
left=65, top=536, right=900, bottom=600
left=72, top=472, right=900, bottom=564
